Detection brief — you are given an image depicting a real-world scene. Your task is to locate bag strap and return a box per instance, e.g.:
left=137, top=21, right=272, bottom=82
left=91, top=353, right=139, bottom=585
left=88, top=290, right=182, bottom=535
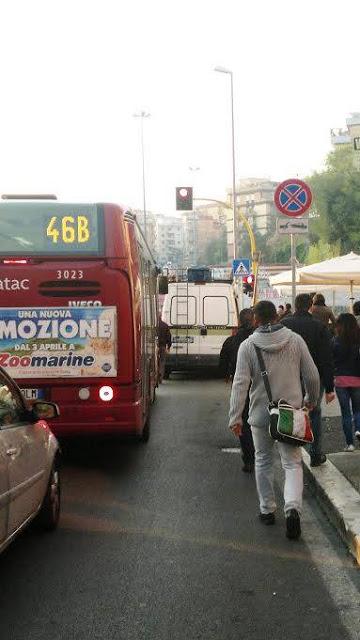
left=254, top=345, right=273, bottom=404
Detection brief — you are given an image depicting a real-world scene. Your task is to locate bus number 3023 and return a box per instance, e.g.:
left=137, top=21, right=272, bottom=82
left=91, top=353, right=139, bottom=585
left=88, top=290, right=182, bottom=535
left=57, top=270, right=84, bottom=280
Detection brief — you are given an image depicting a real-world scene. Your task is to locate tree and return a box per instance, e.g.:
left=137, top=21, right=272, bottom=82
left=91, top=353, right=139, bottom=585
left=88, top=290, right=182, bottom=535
left=305, top=239, right=340, bottom=265
left=307, top=145, right=360, bottom=254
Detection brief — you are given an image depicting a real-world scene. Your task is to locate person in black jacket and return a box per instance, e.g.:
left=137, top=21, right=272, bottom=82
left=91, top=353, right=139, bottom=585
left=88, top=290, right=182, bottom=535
left=220, top=308, right=255, bottom=472
left=158, top=317, right=172, bottom=383
left=281, top=293, right=335, bottom=466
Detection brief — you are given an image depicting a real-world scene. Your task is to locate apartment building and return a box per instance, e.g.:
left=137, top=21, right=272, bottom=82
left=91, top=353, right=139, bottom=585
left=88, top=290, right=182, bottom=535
left=331, top=112, right=360, bottom=170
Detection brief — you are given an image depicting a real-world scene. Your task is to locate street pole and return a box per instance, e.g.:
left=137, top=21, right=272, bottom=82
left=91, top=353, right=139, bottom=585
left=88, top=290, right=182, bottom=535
left=133, top=111, right=151, bottom=240
left=291, top=233, right=296, bottom=308
left=214, top=67, right=237, bottom=260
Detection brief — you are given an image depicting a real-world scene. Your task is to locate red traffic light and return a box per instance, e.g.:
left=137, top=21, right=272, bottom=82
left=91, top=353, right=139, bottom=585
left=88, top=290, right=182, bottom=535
left=243, top=274, right=254, bottom=296
left=243, top=274, right=254, bottom=284
left=176, top=186, right=193, bottom=211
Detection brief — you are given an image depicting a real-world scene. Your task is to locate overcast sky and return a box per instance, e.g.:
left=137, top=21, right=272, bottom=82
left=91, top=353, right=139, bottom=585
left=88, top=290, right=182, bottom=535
left=0, top=0, right=358, bottom=214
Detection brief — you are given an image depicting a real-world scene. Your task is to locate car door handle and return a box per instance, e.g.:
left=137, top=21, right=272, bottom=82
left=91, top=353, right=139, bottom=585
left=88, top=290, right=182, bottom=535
left=6, top=447, right=19, bottom=457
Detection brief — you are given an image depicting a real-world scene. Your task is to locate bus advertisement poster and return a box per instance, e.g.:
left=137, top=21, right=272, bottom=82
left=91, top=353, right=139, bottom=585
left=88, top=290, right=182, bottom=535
left=0, top=306, right=117, bottom=378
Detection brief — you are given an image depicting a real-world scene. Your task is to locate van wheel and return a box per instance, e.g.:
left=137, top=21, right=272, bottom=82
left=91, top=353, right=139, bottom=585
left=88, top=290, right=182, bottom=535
left=36, top=461, right=61, bottom=531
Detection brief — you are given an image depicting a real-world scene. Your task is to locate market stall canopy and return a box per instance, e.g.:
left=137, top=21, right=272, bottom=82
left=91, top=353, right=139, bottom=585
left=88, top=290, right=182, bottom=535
left=270, top=253, right=360, bottom=287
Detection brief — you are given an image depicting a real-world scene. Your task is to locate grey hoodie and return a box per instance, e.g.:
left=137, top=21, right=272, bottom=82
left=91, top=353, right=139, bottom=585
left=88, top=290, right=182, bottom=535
left=229, top=325, right=320, bottom=429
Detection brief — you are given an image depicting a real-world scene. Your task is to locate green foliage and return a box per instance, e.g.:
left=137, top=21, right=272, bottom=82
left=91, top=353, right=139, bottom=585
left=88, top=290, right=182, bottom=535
left=305, top=239, right=340, bottom=265
left=307, top=144, right=360, bottom=254
left=326, top=144, right=354, bottom=172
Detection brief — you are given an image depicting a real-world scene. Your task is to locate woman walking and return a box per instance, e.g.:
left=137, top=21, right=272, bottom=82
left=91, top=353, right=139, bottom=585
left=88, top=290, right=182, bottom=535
left=332, top=313, right=360, bottom=450
left=311, top=293, right=336, bottom=333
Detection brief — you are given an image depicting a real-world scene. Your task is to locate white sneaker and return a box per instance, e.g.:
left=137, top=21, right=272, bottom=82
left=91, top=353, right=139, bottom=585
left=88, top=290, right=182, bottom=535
left=355, top=431, right=360, bottom=440
left=344, top=444, right=355, bottom=452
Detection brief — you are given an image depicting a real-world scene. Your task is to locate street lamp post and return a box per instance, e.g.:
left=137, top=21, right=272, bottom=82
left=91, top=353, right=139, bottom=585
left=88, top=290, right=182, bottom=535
left=214, top=66, right=237, bottom=261
left=188, top=166, right=200, bottom=265
left=133, top=111, right=151, bottom=240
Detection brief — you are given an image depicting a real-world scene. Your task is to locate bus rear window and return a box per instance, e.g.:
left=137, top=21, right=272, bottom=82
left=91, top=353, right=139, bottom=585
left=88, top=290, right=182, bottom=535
left=0, top=202, right=103, bottom=256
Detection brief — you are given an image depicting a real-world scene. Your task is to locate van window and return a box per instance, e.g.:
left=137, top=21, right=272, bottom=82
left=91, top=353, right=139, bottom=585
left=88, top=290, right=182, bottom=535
left=203, top=296, right=229, bottom=326
left=170, top=296, right=196, bottom=325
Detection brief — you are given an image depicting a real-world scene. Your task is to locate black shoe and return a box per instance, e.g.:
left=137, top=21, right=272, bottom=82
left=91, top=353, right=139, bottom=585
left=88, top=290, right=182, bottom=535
left=286, top=509, right=301, bottom=539
left=259, top=512, right=275, bottom=525
left=242, top=462, right=254, bottom=473
left=310, top=453, right=327, bottom=467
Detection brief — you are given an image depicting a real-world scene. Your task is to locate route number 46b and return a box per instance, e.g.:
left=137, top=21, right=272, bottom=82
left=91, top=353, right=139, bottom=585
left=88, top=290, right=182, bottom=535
left=46, top=216, right=90, bottom=244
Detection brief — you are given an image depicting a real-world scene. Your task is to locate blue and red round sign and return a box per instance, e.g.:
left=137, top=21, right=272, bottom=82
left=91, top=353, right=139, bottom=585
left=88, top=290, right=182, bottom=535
left=274, top=179, right=312, bottom=217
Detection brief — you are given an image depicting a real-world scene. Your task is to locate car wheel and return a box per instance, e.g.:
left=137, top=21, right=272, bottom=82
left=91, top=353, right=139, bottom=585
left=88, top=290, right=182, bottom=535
left=163, top=368, right=171, bottom=380
left=36, top=461, right=61, bottom=531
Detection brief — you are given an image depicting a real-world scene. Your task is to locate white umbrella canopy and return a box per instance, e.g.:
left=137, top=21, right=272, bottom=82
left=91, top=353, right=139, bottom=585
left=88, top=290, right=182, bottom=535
left=270, top=268, right=299, bottom=287
left=299, top=252, right=360, bottom=286
left=270, top=253, right=360, bottom=287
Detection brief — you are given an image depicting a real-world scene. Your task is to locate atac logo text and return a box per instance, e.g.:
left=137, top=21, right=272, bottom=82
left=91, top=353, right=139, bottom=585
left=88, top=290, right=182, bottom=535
left=0, top=278, right=30, bottom=291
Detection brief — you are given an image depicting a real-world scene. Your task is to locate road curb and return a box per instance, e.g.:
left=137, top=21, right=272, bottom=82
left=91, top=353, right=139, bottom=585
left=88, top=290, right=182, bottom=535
left=303, top=450, right=360, bottom=565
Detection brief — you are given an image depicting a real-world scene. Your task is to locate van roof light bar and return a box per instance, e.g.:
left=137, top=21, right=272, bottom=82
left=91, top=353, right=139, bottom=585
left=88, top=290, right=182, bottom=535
left=1, top=194, right=57, bottom=200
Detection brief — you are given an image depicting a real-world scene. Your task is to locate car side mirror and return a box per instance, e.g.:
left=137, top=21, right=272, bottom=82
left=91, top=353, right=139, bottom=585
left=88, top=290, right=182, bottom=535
left=32, top=401, right=60, bottom=420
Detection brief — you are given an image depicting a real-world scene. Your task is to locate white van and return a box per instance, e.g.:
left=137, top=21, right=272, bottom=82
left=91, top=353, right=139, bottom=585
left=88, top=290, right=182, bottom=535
left=162, top=270, right=242, bottom=376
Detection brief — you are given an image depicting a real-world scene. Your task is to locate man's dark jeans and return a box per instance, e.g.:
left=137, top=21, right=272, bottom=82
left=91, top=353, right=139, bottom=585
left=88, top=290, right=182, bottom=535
left=309, top=386, right=324, bottom=458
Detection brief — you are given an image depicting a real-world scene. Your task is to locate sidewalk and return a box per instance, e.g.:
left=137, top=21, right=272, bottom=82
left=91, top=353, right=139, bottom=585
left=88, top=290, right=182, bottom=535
left=303, top=396, right=360, bottom=565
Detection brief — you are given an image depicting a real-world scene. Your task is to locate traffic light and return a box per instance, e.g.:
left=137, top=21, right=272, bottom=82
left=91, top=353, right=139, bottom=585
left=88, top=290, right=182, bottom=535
left=243, top=274, right=254, bottom=296
left=176, top=187, right=193, bottom=211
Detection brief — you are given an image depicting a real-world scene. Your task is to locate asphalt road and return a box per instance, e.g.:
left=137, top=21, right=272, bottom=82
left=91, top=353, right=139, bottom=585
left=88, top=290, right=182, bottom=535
left=0, top=375, right=360, bottom=640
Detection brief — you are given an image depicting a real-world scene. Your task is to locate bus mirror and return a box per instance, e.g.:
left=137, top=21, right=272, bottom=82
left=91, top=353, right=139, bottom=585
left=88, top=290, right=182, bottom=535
left=158, top=275, right=168, bottom=295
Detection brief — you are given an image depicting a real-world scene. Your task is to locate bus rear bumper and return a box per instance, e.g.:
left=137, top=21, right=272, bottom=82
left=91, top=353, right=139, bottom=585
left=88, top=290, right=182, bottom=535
left=49, top=400, right=144, bottom=437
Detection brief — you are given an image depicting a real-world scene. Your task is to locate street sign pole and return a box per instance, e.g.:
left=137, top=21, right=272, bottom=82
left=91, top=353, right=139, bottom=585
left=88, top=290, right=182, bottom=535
left=291, top=233, right=296, bottom=308
left=274, top=178, right=313, bottom=310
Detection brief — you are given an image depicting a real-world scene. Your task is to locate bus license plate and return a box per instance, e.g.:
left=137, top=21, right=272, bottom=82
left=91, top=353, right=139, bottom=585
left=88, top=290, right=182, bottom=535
left=21, top=388, right=45, bottom=401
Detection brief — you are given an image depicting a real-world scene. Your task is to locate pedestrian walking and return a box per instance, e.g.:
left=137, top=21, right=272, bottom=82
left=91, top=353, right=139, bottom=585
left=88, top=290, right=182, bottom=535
left=282, top=303, right=292, bottom=318
left=277, top=305, right=285, bottom=318
left=229, top=300, right=320, bottom=539
left=281, top=293, right=335, bottom=467
left=332, top=313, right=360, bottom=451
left=219, top=308, right=255, bottom=472
left=310, top=293, right=336, bottom=333
left=158, top=317, right=172, bottom=383
left=353, top=301, right=360, bottom=327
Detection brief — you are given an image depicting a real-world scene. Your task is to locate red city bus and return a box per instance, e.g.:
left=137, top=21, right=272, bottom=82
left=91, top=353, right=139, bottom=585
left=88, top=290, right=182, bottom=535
left=0, top=198, right=160, bottom=441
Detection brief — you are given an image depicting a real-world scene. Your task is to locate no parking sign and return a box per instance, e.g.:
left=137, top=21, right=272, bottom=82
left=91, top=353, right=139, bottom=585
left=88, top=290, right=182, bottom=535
left=274, top=179, right=312, bottom=217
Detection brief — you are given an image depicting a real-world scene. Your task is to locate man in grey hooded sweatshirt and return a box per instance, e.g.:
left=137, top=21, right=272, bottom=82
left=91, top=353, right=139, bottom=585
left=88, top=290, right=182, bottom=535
left=229, top=300, right=320, bottom=539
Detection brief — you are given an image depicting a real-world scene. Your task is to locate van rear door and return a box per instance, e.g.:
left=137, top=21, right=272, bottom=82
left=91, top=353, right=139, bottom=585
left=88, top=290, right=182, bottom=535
left=168, top=283, right=199, bottom=365
left=199, top=286, right=234, bottom=359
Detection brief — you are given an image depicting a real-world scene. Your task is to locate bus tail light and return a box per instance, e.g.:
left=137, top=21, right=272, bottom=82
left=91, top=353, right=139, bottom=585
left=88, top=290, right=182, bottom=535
left=99, top=386, right=114, bottom=402
left=3, top=259, right=28, bottom=264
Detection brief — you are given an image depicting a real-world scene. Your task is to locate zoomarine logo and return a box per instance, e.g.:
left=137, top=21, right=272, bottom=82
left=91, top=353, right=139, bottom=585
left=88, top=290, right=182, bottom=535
left=0, top=278, right=29, bottom=291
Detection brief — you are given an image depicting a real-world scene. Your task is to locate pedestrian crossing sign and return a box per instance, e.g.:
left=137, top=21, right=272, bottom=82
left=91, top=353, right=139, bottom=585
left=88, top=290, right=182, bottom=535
left=232, top=259, right=250, bottom=276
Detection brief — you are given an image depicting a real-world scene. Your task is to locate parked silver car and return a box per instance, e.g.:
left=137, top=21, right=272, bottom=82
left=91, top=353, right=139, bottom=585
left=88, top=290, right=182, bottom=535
left=0, top=366, right=60, bottom=554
